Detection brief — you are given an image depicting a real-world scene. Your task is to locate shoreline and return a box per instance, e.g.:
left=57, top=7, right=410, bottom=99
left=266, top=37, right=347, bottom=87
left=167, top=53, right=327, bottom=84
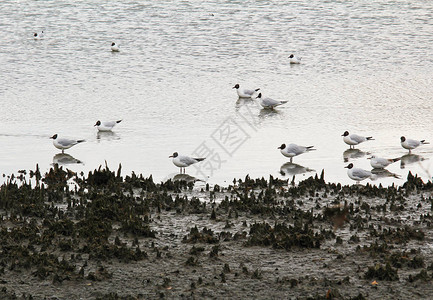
left=0, top=165, right=432, bottom=299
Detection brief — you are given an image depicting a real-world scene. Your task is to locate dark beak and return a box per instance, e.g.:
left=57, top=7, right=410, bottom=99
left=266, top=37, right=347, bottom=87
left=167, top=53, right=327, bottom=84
left=344, top=165, right=349, bottom=168
left=169, top=155, right=173, bottom=158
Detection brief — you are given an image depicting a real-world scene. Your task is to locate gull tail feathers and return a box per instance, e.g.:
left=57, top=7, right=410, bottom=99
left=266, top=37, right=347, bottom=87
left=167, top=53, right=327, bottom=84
left=421, top=140, right=429, bottom=144
left=366, top=137, right=374, bottom=141
left=116, top=120, right=122, bottom=124
left=306, top=146, right=316, bottom=151
left=77, top=140, right=85, bottom=143
left=194, top=158, right=206, bottom=162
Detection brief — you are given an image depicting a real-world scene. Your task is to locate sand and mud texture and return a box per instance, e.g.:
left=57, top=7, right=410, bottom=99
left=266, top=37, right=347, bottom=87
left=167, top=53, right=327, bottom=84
left=0, top=165, right=433, bottom=299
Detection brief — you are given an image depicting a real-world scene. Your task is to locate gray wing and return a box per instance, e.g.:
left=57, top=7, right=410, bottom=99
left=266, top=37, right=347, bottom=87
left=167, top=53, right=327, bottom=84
left=262, top=97, right=280, bottom=107
left=407, top=139, right=421, bottom=148
left=352, top=168, right=371, bottom=179
left=375, top=157, right=390, bottom=166
left=242, top=89, right=255, bottom=96
left=103, top=121, right=116, bottom=127
left=350, top=134, right=366, bottom=143
left=179, top=155, right=199, bottom=166
left=287, top=144, right=306, bottom=155
left=57, top=138, right=77, bottom=147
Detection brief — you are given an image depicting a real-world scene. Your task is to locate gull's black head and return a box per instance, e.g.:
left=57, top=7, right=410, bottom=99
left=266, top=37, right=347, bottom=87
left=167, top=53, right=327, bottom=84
left=34, top=33, right=37, bottom=37
left=256, top=93, right=262, bottom=98
left=111, top=42, right=115, bottom=46
left=342, top=131, right=349, bottom=137
left=232, top=84, right=239, bottom=89
left=289, top=54, right=294, bottom=58
left=344, top=163, right=353, bottom=169
left=278, top=144, right=286, bottom=150
left=400, top=136, right=406, bottom=142
left=169, top=152, right=178, bottom=158
left=94, top=120, right=101, bottom=126
left=50, top=134, right=58, bottom=140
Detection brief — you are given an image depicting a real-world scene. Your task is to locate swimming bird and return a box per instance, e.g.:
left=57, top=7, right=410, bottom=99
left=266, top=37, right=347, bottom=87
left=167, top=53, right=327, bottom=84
left=278, top=143, right=315, bottom=163
left=169, top=152, right=205, bottom=174
left=288, top=54, right=301, bottom=64
left=368, top=155, right=400, bottom=169
left=94, top=120, right=122, bottom=132
left=342, top=131, right=374, bottom=149
left=400, top=136, right=429, bottom=153
left=344, top=163, right=375, bottom=183
left=111, top=42, right=120, bottom=52
left=33, top=31, right=44, bottom=40
left=50, top=134, right=85, bottom=153
left=232, top=84, right=260, bottom=98
left=256, top=93, right=287, bottom=109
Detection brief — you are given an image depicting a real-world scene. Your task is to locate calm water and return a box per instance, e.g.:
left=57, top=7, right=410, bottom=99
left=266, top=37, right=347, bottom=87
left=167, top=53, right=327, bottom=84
left=1, top=0, right=433, bottom=186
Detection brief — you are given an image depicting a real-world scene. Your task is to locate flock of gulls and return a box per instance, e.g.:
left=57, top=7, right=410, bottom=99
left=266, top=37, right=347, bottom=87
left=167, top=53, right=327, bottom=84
left=33, top=33, right=428, bottom=183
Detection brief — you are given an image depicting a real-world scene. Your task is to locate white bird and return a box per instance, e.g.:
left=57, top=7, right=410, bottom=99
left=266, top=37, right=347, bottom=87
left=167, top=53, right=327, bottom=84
left=288, top=54, right=301, bottom=64
left=169, top=152, right=205, bottom=174
left=33, top=31, right=44, bottom=40
left=400, top=136, right=429, bottom=153
left=368, top=155, right=400, bottom=169
left=256, top=93, right=287, bottom=109
left=278, top=143, right=315, bottom=163
left=94, top=120, right=122, bottom=132
left=344, top=163, right=376, bottom=183
left=111, top=42, right=120, bottom=52
left=342, top=131, right=374, bottom=149
left=50, top=134, right=85, bottom=153
left=232, top=84, right=260, bottom=98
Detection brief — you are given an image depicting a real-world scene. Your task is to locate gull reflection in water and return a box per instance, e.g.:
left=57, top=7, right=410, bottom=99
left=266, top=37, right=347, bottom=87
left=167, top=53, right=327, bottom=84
left=259, top=108, right=282, bottom=119
left=172, top=173, right=200, bottom=183
left=400, top=154, right=427, bottom=169
left=371, top=168, right=401, bottom=180
left=343, top=148, right=367, bottom=163
left=53, top=153, right=83, bottom=165
left=280, top=162, right=315, bottom=177
left=96, top=131, right=120, bottom=142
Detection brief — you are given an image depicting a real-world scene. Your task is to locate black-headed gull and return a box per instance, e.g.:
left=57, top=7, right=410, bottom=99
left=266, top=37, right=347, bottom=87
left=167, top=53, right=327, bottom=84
left=33, top=31, right=44, bottom=40
left=344, top=163, right=376, bottom=183
left=256, top=93, right=287, bottom=109
left=50, top=134, right=85, bottom=153
left=368, top=155, right=400, bottom=169
left=111, top=42, right=120, bottom=52
left=342, top=131, right=374, bottom=149
left=169, top=152, right=205, bottom=174
left=94, top=120, right=122, bottom=132
left=278, top=143, right=315, bottom=163
left=288, top=54, right=301, bottom=64
left=232, top=84, right=260, bottom=98
left=400, top=136, right=429, bottom=153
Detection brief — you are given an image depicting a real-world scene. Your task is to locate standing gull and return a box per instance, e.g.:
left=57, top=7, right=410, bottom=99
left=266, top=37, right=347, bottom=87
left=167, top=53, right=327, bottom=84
left=232, top=84, right=260, bottom=98
left=368, top=155, right=400, bottom=169
left=344, top=163, right=376, bottom=183
left=400, top=136, right=429, bottom=153
left=288, top=54, right=301, bottom=64
left=256, top=93, right=287, bottom=109
left=278, top=143, right=315, bottom=163
left=111, top=42, right=120, bottom=52
left=169, top=152, right=205, bottom=174
left=50, top=134, right=85, bottom=153
left=94, top=120, right=122, bottom=132
left=342, top=131, right=374, bottom=149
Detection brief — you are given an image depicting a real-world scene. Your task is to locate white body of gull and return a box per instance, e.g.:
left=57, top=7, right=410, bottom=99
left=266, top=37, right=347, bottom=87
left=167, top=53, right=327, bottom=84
left=400, top=136, right=429, bottom=153
left=345, top=163, right=376, bottom=183
left=94, top=120, right=122, bottom=132
left=278, top=143, right=315, bottom=163
left=50, top=134, right=85, bottom=153
left=342, top=131, right=374, bottom=149
left=256, top=93, right=287, bottom=109
left=288, top=54, right=301, bottom=64
left=232, top=84, right=260, bottom=98
left=368, top=155, right=400, bottom=169
left=111, top=42, right=120, bottom=52
left=169, top=152, right=205, bottom=174
left=33, top=31, right=44, bottom=40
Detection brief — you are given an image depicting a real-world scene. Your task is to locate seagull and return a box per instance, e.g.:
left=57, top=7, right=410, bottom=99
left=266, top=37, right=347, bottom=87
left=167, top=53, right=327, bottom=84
left=344, top=163, right=376, bottom=183
left=94, top=120, right=122, bottom=132
left=111, top=42, right=120, bottom=52
left=400, top=136, right=429, bottom=153
left=169, top=152, right=205, bottom=174
left=342, top=131, right=374, bottom=149
left=368, top=155, right=400, bottom=169
left=50, top=134, right=85, bottom=153
left=33, top=31, right=44, bottom=40
left=256, top=93, right=287, bottom=109
left=232, top=84, right=260, bottom=98
left=278, top=143, right=315, bottom=163
left=288, top=54, right=301, bottom=64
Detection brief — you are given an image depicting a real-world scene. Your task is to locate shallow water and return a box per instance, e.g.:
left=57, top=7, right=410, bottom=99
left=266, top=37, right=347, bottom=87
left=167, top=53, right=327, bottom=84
left=1, top=0, right=433, bottom=186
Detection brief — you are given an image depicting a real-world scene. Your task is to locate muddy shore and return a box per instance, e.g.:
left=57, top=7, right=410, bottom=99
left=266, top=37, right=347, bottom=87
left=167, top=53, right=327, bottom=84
left=0, top=165, right=432, bottom=299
